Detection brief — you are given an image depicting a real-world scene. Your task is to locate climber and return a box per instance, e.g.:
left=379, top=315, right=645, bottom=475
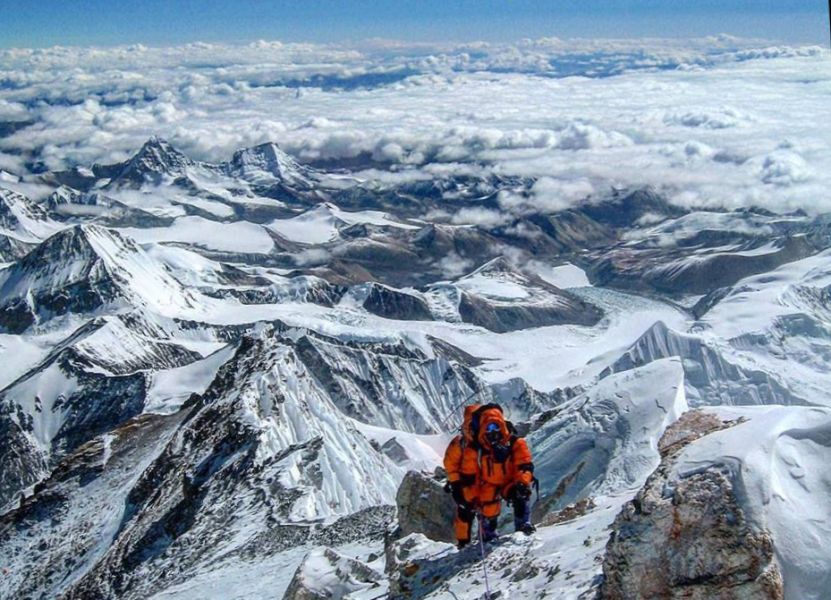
left=443, top=403, right=537, bottom=548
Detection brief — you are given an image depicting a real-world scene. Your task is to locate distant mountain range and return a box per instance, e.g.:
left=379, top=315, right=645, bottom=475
left=1, top=139, right=829, bottom=599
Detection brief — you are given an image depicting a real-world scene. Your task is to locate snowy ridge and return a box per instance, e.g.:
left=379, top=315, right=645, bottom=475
left=0, top=136, right=830, bottom=598
left=228, top=142, right=317, bottom=188
left=531, top=358, right=688, bottom=510
left=0, top=224, right=199, bottom=334
left=0, top=187, right=57, bottom=242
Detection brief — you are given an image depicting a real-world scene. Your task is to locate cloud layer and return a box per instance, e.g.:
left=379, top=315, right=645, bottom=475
left=0, top=36, right=828, bottom=214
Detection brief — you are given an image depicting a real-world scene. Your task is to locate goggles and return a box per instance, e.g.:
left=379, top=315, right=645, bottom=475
left=485, top=423, right=501, bottom=439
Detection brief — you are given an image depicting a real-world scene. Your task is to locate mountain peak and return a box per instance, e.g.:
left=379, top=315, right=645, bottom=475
left=17, top=223, right=132, bottom=268
left=0, top=187, right=52, bottom=240
left=0, top=224, right=194, bottom=334
left=112, top=137, right=193, bottom=186
left=229, top=142, right=313, bottom=186
left=464, top=255, right=516, bottom=278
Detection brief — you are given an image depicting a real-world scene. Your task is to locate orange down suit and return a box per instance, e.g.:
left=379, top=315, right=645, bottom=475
left=443, top=405, right=534, bottom=543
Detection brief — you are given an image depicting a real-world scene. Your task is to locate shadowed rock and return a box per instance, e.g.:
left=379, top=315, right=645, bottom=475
left=362, top=283, right=434, bottom=321
left=396, top=471, right=456, bottom=544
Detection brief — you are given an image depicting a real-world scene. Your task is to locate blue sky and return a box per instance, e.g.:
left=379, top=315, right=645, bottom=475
left=0, top=0, right=828, bottom=48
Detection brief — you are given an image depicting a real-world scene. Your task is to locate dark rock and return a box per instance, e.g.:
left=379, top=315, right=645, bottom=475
left=362, top=283, right=433, bottom=321
left=578, top=188, right=686, bottom=229
left=380, top=437, right=410, bottom=465
left=396, top=471, right=456, bottom=544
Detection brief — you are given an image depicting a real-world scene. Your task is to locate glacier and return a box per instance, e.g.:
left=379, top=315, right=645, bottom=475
left=0, top=130, right=830, bottom=600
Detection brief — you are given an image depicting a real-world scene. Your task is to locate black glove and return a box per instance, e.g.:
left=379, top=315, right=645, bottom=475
left=512, top=482, right=532, bottom=501
left=449, top=481, right=467, bottom=506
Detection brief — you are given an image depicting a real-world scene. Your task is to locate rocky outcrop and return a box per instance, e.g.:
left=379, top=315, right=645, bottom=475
left=385, top=533, right=461, bottom=599
left=451, top=257, right=603, bottom=333
left=598, top=410, right=784, bottom=599
left=644, top=234, right=817, bottom=295
left=362, top=283, right=434, bottom=321
left=284, top=547, right=384, bottom=600
left=395, top=470, right=456, bottom=544
left=379, top=437, right=410, bottom=464
left=578, top=188, right=686, bottom=229
left=458, top=289, right=601, bottom=332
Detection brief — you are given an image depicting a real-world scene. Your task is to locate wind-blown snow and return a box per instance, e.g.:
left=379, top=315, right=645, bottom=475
left=531, top=358, right=688, bottom=502
left=351, top=419, right=452, bottom=472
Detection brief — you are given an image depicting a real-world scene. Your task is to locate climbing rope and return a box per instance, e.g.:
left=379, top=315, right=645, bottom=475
left=476, top=511, right=493, bottom=600
left=437, top=386, right=484, bottom=431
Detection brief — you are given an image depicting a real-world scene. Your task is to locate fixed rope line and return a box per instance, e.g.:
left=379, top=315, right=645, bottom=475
left=476, top=510, right=493, bottom=600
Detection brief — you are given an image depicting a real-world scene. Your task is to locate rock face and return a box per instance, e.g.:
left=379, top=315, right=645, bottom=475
left=598, top=410, right=784, bottom=600
left=385, top=533, right=461, bottom=599
left=289, top=330, right=483, bottom=434
left=457, top=289, right=600, bottom=333
left=284, top=547, right=384, bottom=600
left=362, top=283, right=434, bottom=321
left=396, top=470, right=456, bottom=544
left=448, top=257, right=603, bottom=333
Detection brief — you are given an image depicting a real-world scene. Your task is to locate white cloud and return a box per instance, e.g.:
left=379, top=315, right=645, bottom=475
left=0, top=152, right=25, bottom=174
left=496, top=177, right=595, bottom=216
left=754, top=150, right=812, bottom=186
left=437, top=252, right=473, bottom=278
left=0, top=37, right=828, bottom=216
left=450, top=206, right=511, bottom=228
left=292, top=248, right=332, bottom=266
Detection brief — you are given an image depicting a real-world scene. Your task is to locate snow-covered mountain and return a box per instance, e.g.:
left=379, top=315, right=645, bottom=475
left=1, top=138, right=830, bottom=599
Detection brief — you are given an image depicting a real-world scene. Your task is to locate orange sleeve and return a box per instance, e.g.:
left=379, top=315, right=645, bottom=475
left=443, top=436, right=464, bottom=483
left=511, top=437, right=534, bottom=486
